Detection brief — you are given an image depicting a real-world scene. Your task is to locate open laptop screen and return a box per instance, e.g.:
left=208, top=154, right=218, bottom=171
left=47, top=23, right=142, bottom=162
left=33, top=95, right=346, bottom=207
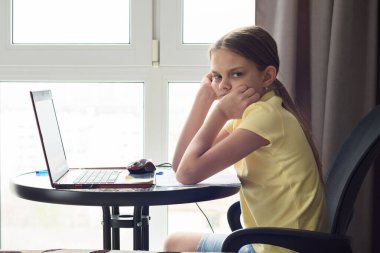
left=31, top=90, right=69, bottom=182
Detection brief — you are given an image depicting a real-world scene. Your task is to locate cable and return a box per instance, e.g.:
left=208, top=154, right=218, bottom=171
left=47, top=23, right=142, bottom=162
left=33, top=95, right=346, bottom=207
left=154, top=162, right=215, bottom=233
left=155, top=162, right=172, bottom=168
left=196, top=202, right=215, bottom=233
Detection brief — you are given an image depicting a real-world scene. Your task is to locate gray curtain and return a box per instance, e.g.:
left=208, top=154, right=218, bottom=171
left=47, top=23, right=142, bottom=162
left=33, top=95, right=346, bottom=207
left=255, top=0, right=379, bottom=252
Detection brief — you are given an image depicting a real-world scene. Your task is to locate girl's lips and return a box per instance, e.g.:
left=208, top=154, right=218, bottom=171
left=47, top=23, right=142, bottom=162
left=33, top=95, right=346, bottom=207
left=216, top=90, right=229, bottom=99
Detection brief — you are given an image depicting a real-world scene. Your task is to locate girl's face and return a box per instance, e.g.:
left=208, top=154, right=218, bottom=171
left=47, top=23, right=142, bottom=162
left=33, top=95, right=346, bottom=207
left=210, top=48, right=266, bottom=97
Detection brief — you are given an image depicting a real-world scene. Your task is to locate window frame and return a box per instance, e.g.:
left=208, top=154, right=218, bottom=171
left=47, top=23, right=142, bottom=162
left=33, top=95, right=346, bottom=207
left=160, top=0, right=210, bottom=66
left=160, top=0, right=256, bottom=66
left=0, top=0, right=152, bottom=67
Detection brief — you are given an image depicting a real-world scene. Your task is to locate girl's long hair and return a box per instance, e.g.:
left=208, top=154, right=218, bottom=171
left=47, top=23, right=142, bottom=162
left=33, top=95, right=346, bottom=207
left=210, top=26, right=323, bottom=179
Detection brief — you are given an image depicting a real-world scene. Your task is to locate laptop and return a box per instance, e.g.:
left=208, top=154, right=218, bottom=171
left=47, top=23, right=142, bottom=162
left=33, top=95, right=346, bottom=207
left=30, top=90, right=155, bottom=189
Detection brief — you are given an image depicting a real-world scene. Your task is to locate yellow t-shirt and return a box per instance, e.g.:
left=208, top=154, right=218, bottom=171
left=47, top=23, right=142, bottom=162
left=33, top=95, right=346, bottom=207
left=224, top=91, right=329, bottom=253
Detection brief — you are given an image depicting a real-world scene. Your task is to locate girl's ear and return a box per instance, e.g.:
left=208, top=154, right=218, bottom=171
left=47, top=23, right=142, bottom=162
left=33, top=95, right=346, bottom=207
left=263, top=66, right=277, bottom=86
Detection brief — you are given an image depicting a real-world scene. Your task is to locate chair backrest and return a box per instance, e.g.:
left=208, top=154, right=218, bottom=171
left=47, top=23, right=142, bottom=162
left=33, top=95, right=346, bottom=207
left=325, top=105, right=380, bottom=235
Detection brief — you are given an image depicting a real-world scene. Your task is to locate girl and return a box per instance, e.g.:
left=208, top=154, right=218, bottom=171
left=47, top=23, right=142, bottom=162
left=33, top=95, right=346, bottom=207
left=164, top=26, right=328, bottom=253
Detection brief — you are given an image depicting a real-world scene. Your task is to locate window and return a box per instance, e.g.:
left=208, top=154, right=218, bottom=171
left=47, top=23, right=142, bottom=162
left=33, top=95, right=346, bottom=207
left=13, top=0, right=131, bottom=44
left=182, top=0, right=255, bottom=44
left=168, top=82, right=200, bottom=158
left=0, top=0, right=151, bottom=66
left=160, top=0, right=255, bottom=66
left=0, top=0, right=255, bottom=250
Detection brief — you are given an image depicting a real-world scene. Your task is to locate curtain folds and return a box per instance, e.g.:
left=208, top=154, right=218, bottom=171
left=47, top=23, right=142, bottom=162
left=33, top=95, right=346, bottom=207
left=255, top=0, right=379, bottom=252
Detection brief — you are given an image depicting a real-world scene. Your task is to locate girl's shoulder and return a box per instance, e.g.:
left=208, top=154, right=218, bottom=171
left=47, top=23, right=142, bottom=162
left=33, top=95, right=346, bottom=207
left=242, top=95, right=282, bottom=119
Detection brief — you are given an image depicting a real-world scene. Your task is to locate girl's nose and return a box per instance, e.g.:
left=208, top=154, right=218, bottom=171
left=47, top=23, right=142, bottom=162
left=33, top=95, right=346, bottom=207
left=219, top=79, right=231, bottom=92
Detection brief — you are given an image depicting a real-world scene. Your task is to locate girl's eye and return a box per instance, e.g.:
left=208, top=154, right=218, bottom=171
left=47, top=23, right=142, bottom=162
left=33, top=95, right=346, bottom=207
left=232, top=72, right=243, bottom=78
left=212, top=75, right=221, bottom=81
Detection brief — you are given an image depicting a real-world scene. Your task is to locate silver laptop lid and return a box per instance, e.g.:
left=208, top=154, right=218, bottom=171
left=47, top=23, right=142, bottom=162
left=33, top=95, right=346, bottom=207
left=30, top=90, right=69, bottom=183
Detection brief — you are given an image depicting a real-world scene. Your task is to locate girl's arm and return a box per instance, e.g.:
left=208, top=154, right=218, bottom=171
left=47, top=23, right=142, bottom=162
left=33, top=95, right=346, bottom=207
left=172, top=73, right=219, bottom=171
left=176, top=86, right=268, bottom=184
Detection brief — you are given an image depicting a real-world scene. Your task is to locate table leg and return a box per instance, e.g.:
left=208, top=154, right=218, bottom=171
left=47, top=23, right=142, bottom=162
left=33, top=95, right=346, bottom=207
left=133, top=205, right=143, bottom=250
left=112, top=206, right=120, bottom=250
left=104, top=205, right=150, bottom=251
left=142, top=206, right=150, bottom=250
left=102, top=206, right=111, bottom=250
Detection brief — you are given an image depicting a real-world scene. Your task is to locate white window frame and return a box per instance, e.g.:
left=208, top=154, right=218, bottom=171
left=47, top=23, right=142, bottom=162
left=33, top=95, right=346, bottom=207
left=0, top=0, right=152, bottom=67
left=160, top=0, right=256, bottom=67
left=0, top=0, right=164, bottom=250
left=160, top=0, right=210, bottom=66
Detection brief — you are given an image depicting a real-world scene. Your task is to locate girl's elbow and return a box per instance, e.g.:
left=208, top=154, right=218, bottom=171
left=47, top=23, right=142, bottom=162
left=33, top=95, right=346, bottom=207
left=176, top=171, right=192, bottom=185
left=172, top=163, right=178, bottom=172
left=171, top=157, right=181, bottom=172
left=175, top=166, right=199, bottom=185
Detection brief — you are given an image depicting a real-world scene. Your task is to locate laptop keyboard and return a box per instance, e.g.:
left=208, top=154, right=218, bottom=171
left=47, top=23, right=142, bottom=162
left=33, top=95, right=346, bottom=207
left=74, top=169, right=121, bottom=184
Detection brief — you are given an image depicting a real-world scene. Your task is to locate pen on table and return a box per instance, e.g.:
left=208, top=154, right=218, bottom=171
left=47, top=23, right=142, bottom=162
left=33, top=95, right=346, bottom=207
left=35, top=170, right=48, bottom=176
left=156, top=171, right=164, bottom=175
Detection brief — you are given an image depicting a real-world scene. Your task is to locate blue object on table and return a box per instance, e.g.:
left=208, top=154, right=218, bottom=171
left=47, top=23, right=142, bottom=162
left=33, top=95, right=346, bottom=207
left=35, top=170, right=48, bottom=176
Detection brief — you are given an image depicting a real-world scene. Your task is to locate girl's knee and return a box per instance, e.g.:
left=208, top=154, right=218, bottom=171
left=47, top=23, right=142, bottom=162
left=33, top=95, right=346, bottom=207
left=163, top=232, right=203, bottom=252
left=163, top=233, right=178, bottom=251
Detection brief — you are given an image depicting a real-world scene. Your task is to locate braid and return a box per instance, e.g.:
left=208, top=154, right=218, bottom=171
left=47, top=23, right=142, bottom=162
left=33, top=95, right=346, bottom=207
left=272, top=79, right=323, bottom=180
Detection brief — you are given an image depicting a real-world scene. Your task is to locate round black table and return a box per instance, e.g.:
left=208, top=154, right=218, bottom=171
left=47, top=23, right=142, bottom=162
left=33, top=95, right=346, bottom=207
left=11, top=171, right=240, bottom=250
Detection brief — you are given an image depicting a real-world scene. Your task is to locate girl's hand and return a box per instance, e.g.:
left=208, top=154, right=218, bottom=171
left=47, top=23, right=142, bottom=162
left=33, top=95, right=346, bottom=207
left=210, top=75, right=229, bottom=100
left=198, top=72, right=229, bottom=100
left=217, top=85, right=261, bottom=119
left=197, top=73, right=217, bottom=101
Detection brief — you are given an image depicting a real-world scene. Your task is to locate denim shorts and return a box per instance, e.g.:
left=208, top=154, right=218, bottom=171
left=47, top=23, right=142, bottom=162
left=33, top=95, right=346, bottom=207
left=196, top=233, right=256, bottom=253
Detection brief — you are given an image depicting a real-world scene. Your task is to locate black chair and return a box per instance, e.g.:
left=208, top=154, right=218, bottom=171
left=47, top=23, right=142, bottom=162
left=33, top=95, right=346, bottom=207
left=221, top=105, right=380, bottom=253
